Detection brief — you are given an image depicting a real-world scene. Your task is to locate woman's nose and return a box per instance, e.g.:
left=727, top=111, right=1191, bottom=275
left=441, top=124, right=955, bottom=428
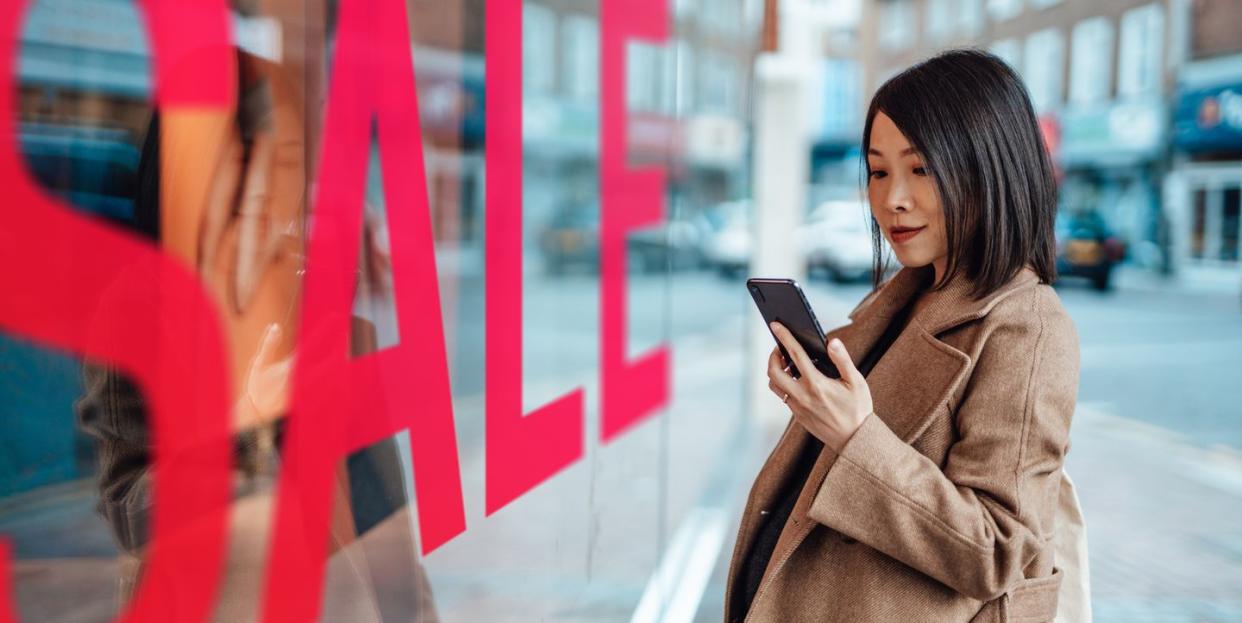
left=883, top=178, right=912, bottom=213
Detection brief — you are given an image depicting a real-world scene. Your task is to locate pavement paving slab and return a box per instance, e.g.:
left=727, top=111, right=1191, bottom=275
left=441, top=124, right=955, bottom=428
left=1068, top=404, right=1242, bottom=623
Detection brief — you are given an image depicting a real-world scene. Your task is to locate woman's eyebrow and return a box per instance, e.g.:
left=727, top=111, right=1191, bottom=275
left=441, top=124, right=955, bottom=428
left=866, top=147, right=918, bottom=157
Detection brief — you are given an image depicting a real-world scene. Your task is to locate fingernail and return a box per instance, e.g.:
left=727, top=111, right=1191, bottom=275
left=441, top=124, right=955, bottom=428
left=769, top=322, right=778, bottom=331
left=830, top=338, right=842, bottom=351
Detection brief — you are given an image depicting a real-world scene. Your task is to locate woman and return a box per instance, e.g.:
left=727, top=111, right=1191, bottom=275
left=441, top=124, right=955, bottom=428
left=725, top=49, right=1080, bottom=623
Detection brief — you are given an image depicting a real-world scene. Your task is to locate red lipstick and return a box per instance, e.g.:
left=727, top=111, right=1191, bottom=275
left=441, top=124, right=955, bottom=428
left=889, top=225, right=925, bottom=244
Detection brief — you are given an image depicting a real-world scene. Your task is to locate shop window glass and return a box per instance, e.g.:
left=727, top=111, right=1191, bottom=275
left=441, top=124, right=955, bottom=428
left=1191, top=188, right=1206, bottom=259
left=1221, top=187, right=1240, bottom=262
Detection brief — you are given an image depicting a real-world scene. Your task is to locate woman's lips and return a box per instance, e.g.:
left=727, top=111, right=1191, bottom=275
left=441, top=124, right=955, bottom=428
left=889, top=226, right=926, bottom=244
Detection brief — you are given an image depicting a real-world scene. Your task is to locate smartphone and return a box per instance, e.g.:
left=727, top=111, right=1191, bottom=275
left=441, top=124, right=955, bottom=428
left=747, top=278, right=840, bottom=380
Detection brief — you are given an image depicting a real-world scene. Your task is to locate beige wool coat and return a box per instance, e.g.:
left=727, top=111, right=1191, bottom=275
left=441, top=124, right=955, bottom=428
left=726, top=265, right=1080, bottom=623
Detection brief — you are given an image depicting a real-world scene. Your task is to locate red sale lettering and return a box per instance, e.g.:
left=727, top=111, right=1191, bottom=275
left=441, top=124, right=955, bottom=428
left=600, top=0, right=672, bottom=442
left=483, top=0, right=587, bottom=515
left=1, top=540, right=12, bottom=623
left=2, top=0, right=679, bottom=616
left=258, top=0, right=466, bottom=619
left=0, top=1, right=235, bottom=621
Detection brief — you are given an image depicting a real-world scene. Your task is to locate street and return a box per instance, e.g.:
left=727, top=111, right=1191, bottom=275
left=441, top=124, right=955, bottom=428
left=500, top=265, right=1242, bottom=452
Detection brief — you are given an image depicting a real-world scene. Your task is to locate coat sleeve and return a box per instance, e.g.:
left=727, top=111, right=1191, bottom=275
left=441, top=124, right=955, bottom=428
left=806, top=291, right=1079, bottom=601
left=77, top=364, right=267, bottom=553
left=76, top=363, right=155, bottom=553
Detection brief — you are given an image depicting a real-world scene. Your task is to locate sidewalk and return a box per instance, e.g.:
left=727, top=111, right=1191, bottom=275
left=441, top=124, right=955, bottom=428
left=1114, top=264, right=1242, bottom=302
left=684, top=402, right=1242, bottom=623
left=1068, top=403, right=1242, bottom=623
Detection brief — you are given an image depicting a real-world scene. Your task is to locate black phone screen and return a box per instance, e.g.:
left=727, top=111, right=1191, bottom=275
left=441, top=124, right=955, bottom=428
left=746, top=278, right=841, bottom=379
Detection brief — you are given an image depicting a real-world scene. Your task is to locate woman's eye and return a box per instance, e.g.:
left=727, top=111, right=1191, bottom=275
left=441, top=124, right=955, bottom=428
left=913, top=166, right=928, bottom=176
left=868, top=170, right=887, bottom=180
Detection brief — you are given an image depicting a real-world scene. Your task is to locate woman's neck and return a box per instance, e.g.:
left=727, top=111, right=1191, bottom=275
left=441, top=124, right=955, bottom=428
left=932, top=256, right=948, bottom=287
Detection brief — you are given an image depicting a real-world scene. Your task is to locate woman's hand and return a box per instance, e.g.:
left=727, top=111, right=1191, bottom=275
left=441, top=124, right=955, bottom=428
left=767, top=322, right=873, bottom=452
left=234, top=323, right=292, bottom=431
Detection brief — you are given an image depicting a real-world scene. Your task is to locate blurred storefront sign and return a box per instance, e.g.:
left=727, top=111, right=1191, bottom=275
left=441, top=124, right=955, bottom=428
left=523, top=96, right=599, bottom=157
left=1038, top=114, right=1061, bottom=180
left=1056, top=101, right=1165, bottom=268
left=1039, top=115, right=1061, bottom=156
left=1173, top=81, right=1242, bottom=153
left=415, top=48, right=486, bottom=150
left=1060, top=101, right=1165, bottom=167
left=522, top=98, right=685, bottom=165
left=685, top=113, right=745, bottom=168
left=627, top=111, right=682, bottom=164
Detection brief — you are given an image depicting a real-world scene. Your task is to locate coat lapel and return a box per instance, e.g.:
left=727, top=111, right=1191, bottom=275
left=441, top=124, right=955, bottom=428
left=828, top=264, right=933, bottom=366
left=835, top=265, right=1042, bottom=445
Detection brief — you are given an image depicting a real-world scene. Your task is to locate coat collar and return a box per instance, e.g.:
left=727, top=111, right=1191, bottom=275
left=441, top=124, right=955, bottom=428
left=846, top=264, right=1041, bottom=335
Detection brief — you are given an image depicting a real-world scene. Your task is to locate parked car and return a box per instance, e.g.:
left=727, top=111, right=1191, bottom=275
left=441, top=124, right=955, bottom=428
left=702, top=200, right=752, bottom=277
left=802, top=200, right=874, bottom=282
left=537, top=201, right=710, bottom=275
left=1055, top=209, right=1127, bottom=291
left=628, top=218, right=707, bottom=273
left=538, top=201, right=600, bottom=275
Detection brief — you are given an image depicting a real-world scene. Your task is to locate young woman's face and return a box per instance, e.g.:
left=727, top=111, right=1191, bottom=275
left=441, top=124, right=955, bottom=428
left=866, top=112, right=949, bottom=282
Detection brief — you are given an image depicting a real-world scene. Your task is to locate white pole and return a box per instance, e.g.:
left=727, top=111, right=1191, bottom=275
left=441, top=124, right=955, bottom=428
left=747, top=51, right=812, bottom=428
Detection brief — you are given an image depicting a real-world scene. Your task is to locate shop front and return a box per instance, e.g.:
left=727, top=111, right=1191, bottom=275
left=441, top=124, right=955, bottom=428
left=1057, top=99, right=1167, bottom=270
left=1167, top=76, right=1242, bottom=282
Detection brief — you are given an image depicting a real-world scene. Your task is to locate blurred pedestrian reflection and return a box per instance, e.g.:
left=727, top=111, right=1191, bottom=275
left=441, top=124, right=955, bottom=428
left=73, top=1, right=437, bottom=619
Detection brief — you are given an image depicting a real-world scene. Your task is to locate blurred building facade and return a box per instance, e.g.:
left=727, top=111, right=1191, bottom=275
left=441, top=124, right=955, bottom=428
left=358, top=0, right=763, bottom=269
left=409, top=0, right=485, bottom=256
left=856, top=0, right=1184, bottom=273
left=808, top=10, right=866, bottom=202
left=1166, top=0, right=1242, bottom=280
left=519, top=0, right=760, bottom=259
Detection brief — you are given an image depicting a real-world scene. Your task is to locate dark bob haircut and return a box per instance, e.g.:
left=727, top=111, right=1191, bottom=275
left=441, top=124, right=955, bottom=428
left=862, top=48, right=1058, bottom=298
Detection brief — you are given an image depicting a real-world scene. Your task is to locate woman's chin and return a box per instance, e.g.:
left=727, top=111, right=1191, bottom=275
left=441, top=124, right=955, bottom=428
left=891, top=254, right=934, bottom=270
